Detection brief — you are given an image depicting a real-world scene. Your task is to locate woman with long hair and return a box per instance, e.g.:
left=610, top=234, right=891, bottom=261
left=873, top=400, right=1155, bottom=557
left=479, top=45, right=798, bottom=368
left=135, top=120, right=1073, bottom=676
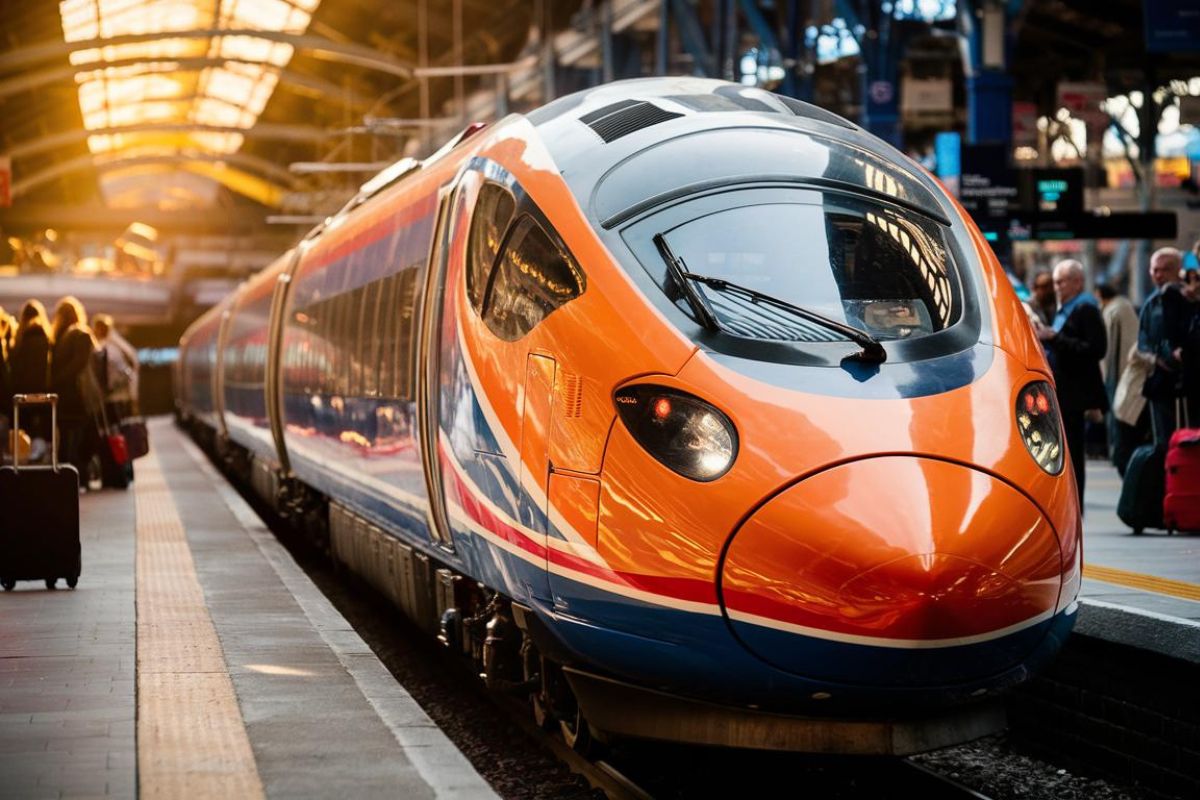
left=50, top=296, right=97, bottom=478
left=8, top=300, right=53, bottom=443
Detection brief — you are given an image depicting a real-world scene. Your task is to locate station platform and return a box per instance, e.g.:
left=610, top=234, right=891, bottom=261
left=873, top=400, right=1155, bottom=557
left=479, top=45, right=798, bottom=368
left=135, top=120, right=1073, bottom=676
left=1078, top=459, right=1200, bottom=662
left=0, top=419, right=497, bottom=800
left=2, top=422, right=1197, bottom=800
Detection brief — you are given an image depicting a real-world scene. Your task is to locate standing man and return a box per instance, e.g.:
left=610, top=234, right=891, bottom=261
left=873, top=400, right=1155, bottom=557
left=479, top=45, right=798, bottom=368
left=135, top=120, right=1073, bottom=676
left=1181, top=262, right=1200, bottom=424
left=1137, top=247, right=1190, bottom=445
left=1031, top=269, right=1056, bottom=326
left=1036, top=259, right=1108, bottom=503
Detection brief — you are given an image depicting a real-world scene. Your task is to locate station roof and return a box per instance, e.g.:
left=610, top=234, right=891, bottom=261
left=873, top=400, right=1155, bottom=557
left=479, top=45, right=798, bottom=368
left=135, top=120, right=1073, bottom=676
left=0, top=0, right=541, bottom=217
left=0, top=0, right=1197, bottom=231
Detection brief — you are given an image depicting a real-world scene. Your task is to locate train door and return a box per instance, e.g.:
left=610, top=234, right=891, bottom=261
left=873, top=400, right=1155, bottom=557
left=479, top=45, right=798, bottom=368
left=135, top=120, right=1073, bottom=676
left=416, top=184, right=457, bottom=550
left=265, top=251, right=299, bottom=475
left=213, top=304, right=233, bottom=441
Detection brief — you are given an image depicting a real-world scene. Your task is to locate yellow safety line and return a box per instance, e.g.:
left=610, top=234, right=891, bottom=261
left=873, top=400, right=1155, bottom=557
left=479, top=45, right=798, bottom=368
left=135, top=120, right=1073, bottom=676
left=135, top=448, right=265, bottom=800
left=1084, top=564, right=1200, bottom=603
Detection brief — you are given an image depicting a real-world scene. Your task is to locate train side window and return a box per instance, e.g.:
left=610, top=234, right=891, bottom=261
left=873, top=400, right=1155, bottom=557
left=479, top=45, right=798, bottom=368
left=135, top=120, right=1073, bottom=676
left=314, top=303, right=327, bottom=392
left=351, top=286, right=366, bottom=396
left=377, top=274, right=397, bottom=398
left=481, top=215, right=585, bottom=342
left=368, top=282, right=381, bottom=396
left=340, top=289, right=356, bottom=396
left=330, top=291, right=344, bottom=395
left=466, top=183, right=516, bottom=313
left=395, top=267, right=420, bottom=399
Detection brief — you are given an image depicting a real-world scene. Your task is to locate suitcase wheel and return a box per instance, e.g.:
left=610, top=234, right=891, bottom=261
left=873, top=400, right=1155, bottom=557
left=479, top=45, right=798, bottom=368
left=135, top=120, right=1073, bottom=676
left=67, top=576, right=78, bottom=589
left=1132, top=527, right=1143, bottom=536
left=45, top=578, right=56, bottom=590
left=1, top=579, right=13, bottom=592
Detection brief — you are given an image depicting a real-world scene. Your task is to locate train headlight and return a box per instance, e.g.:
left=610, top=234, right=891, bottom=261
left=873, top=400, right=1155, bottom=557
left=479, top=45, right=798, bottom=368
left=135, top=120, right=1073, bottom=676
left=1016, top=381, right=1064, bottom=475
left=614, top=385, right=738, bottom=481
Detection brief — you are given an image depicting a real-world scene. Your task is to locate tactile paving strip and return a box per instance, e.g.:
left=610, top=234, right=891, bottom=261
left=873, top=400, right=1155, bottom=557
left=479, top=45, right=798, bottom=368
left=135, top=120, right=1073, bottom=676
left=1085, top=564, right=1200, bottom=603
left=135, top=448, right=266, bottom=800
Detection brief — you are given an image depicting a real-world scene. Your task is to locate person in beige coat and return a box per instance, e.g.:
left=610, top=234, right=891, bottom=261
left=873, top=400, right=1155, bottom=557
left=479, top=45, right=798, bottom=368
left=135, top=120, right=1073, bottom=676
left=1096, top=283, right=1146, bottom=474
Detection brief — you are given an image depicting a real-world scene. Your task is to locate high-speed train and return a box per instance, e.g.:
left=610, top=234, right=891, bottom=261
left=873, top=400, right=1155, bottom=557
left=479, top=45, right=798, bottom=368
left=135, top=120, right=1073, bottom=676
left=178, top=77, right=1081, bottom=755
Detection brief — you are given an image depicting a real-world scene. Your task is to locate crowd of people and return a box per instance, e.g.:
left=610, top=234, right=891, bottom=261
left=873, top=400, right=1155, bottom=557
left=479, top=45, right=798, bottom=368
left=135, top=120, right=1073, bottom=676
left=0, top=295, right=139, bottom=489
left=1027, top=246, right=1200, bottom=508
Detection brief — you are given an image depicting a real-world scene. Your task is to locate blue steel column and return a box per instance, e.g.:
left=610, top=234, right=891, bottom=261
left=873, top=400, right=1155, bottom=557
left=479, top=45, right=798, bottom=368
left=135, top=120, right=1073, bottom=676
left=960, top=0, right=1018, bottom=144
left=966, top=71, right=1013, bottom=144
left=959, top=1, right=1020, bottom=275
left=780, top=0, right=810, bottom=100
left=601, top=1, right=615, bottom=83
left=838, top=1, right=901, bottom=147
left=657, top=0, right=670, bottom=75
left=860, top=47, right=901, bottom=145
left=671, top=0, right=716, bottom=76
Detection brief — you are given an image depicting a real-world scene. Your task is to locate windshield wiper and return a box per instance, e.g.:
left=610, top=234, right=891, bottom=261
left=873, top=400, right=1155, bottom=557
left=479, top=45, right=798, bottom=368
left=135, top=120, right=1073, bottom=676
left=653, top=233, right=721, bottom=333
left=682, top=273, right=887, bottom=363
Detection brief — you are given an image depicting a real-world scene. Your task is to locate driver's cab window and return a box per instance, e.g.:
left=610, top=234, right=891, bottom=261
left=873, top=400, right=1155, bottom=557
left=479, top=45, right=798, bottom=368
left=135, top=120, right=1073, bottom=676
left=466, top=183, right=516, bottom=312
left=464, top=176, right=586, bottom=342
left=480, top=216, right=584, bottom=341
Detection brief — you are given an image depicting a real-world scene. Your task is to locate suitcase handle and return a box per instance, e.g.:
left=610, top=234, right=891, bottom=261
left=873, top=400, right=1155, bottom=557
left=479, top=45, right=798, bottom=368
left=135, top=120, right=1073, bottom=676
left=11, top=393, right=59, bottom=472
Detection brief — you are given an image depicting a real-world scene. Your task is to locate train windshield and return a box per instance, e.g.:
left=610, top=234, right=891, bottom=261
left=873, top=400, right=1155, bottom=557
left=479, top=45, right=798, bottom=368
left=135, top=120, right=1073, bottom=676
left=655, top=193, right=959, bottom=342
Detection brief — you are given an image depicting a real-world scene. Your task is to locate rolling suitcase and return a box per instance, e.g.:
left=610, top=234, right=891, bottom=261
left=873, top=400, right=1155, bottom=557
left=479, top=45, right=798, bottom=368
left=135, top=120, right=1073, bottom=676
left=1164, top=402, right=1200, bottom=534
left=1117, top=442, right=1165, bottom=535
left=0, top=394, right=81, bottom=591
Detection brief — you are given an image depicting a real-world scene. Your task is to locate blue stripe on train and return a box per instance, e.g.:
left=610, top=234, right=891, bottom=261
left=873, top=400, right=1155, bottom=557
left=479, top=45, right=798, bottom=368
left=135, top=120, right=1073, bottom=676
left=288, top=442, right=1075, bottom=711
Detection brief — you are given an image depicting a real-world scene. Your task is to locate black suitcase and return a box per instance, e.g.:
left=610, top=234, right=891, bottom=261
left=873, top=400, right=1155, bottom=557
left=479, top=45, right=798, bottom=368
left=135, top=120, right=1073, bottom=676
left=0, top=394, right=81, bottom=591
left=1117, top=442, right=1166, bottom=535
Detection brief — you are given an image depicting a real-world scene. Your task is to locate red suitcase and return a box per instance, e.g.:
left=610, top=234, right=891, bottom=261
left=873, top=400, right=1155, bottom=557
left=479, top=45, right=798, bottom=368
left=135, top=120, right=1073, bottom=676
left=1164, top=404, right=1200, bottom=533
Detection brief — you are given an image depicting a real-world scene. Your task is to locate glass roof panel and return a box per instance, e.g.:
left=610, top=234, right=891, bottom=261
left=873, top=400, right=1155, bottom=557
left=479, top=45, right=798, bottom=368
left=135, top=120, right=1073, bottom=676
left=59, top=0, right=322, bottom=207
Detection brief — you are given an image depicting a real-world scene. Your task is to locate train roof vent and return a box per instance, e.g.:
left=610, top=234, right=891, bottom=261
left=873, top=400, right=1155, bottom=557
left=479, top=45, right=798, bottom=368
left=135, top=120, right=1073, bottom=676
left=776, top=96, right=856, bottom=130
left=581, top=100, right=683, bottom=143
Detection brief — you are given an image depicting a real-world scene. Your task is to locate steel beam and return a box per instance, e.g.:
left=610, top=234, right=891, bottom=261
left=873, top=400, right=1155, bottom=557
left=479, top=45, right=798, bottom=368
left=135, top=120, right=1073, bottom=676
left=0, top=57, right=374, bottom=108
left=12, top=152, right=300, bottom=198
left=4, top=123, right=329, bottom=161
left=288, top=162, right=390, bottom=173
left=0, top=29, right=414, bottom=79
left=412, top=57, right=538, bottom=77
left=0, top=203, right=272, bottom=234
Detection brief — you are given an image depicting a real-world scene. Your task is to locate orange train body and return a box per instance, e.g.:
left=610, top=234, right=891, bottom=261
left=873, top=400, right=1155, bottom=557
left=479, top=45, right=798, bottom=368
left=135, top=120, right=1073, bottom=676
left=180, top=78, right=1081, bottom=748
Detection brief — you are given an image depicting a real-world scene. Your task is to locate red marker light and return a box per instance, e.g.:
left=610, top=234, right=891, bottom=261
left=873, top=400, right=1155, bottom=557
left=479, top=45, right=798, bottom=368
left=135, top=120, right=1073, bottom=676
left=1035, top=393, right=1050, bottom=414
left=652, top=397, right=672, bottom=420
left=1024, top=393, right=1035, bottom=412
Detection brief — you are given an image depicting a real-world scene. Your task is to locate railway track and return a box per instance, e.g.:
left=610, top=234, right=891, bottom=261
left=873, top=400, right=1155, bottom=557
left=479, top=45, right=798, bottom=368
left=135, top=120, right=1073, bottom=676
left=491, top=694, right=652, bottom=800
left=583, top=746, right=1000, bottom=800
left=896, top=760, right=996, bottom=800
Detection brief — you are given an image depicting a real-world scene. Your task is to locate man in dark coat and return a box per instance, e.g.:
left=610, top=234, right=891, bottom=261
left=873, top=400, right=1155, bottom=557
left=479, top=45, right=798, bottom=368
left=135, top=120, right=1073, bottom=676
left=1036, top=259, right=1108, bottom=504
left=1138, top=248, right=1192, bottom=446
left=1031, top=269, right=1056, bottom=326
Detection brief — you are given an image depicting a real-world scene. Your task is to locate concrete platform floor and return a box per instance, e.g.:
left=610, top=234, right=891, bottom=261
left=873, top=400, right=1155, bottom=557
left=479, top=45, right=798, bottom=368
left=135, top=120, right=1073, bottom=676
left=2, top=423, right=1197, bottom=799
left=1081, top=459, right=1200, bottom=624
left=0, top=419, right=497, bottom=800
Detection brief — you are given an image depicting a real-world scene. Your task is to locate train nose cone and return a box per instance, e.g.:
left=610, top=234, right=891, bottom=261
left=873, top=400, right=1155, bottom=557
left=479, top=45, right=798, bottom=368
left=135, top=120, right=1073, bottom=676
left=719, top=457, right=1063, bottom=686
